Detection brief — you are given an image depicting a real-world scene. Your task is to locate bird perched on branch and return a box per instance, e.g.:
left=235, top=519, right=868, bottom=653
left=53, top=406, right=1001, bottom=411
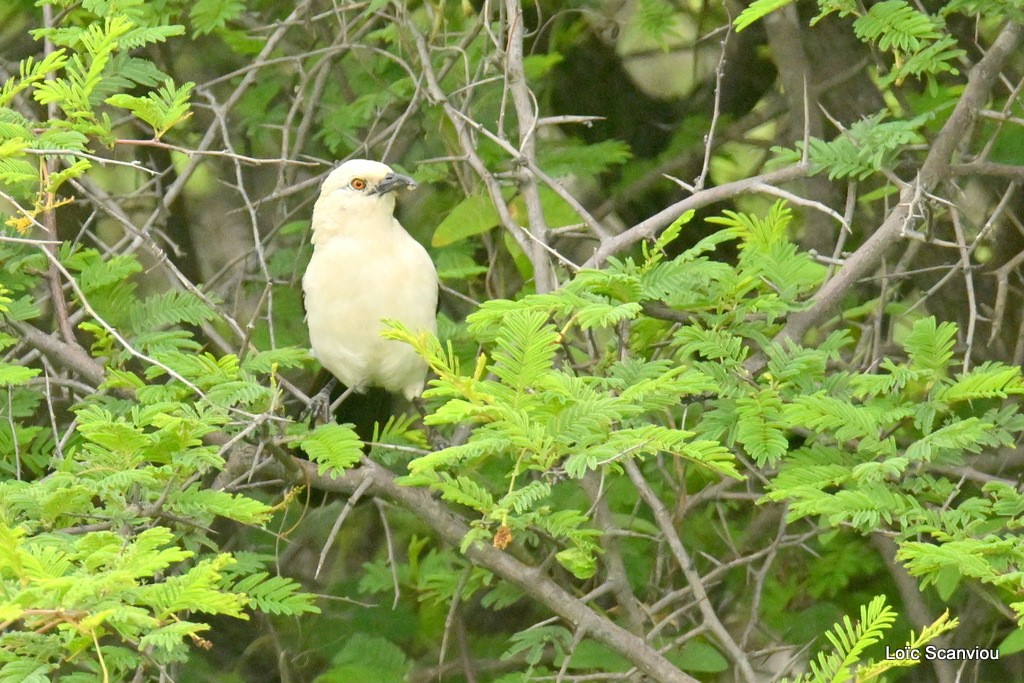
left=303, top=159, right=437, bottom=408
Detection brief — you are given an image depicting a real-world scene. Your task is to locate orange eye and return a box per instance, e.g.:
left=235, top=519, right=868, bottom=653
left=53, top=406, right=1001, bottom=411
left=350, top=178, right=367, bottom=191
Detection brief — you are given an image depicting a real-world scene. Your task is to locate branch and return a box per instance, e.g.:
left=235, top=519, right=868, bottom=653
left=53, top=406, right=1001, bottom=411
left=580, top=471, right=646, bottom=635
left=292, top=457, right=700, bottom=683
left=949, top=161, right=1024, bottom=178
left=776, top=23, right=1024, bottom=346
left=406, top=17, right=535, bottom=267
left=624, top=460, right=759, bottom=683
left=155, top=0, right=316, bottom=211
left=8, top=320, right=106, bottom=387
left=582, top=165, right=809, bottom=268
left=502, top=0, right=555, bottom=293
left=871, top=534, right=956, bottom=683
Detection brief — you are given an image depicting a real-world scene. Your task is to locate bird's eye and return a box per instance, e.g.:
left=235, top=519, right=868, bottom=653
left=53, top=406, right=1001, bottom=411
left=350, top=178, right=367, bottom=191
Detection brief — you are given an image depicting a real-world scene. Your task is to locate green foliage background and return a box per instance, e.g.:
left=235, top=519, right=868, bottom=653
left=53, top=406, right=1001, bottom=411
left=1, top=0, right=1023, bottom=681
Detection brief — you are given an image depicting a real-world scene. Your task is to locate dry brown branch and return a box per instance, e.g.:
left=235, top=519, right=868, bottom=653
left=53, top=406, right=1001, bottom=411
left=584, top=164, right=810, bottom=268
left=776, top=23, right=1024, bottom=347
left=292, top=456, right=703, bottom=683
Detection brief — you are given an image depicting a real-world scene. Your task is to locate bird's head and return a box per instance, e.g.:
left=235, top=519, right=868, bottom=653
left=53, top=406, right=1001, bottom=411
left=312, top=159, right=418, bottom=242
left=321, top=159, right=417, bottom=200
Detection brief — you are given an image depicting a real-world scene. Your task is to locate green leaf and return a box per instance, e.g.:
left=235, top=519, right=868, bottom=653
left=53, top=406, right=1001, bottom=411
left=933, top=566, right=961, bottom=602
left=999, top=627, right=1024, bottom=656
left=808, top=595, right=897, bottom=682
left=138, top=621, right=210, bottom=653
left=509, top=185, right=583, bottom=229
left=0, top=363, right=40, bottom=386
left=242, top=346, right=312, bottom=373
left=936, top=363, right=1024, bottom=402
left=734, top=0, right=798, bottom=31
left=105, top=78, right=194, bottom=138
left=562, top=640, right=630, bottom=671
left=34, top=128, right=88, bottom=151
left=651, top=209, right=693, bottom=257
left=117, top=56, right=169, bottom=87
left=904, top=316, right=957, bottom=374
left=0, top=49, right=68, bottom=109
left=437, top=474, right=495, bottom=512
left=536, top=138, right=632, bottom=178
left=490, top=310, right=559, bottom=390
left=523, top=53, right=563, bottom=80
left=735, top=391, right=788, bottom=465
left=0, top=661, right=51, bottom=683
left=431, top=193, right=500, bottom=247
left=233, top=572, right=321, bottom=615
left=636, top=0, right=682, bottom=49
left=905, top=417, right=988, bottom=461
left=555, top=546, right=597, bottom=580
left=0, top=157, right=35, bottom=186
left=129, top=290, right=216, bottom=331
left=120, top=24, right=186, bottom=49
left=297, top=423, right=364, bottom=476
left=171, top=488, right=272, bottom=525
left=190, top=0, right=246, bottom=36
left=668, top=640, right=729, bottom=673
left=316, top=634, right=408, bottom=682
left=775, top=113, right=929, bottom=180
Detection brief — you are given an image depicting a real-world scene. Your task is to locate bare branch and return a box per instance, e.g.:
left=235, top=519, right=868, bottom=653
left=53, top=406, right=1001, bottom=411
left=776, top=23, right=1024, bottom=347
left=583, top=165, right=810, bottom=268
left=294, top=457, right=702, bottom=683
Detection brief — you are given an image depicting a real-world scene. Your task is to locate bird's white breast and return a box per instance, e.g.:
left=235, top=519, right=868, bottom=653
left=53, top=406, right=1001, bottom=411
left=303, top=217, right=437, bottom=400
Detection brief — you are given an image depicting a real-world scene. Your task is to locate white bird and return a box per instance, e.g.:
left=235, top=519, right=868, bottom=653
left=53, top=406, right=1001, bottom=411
left=303, top=159, right=438, bottom=402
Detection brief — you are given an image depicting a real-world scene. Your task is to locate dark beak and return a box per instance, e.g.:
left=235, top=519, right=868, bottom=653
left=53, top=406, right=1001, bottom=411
left=372, top=172, right=417, bottom=195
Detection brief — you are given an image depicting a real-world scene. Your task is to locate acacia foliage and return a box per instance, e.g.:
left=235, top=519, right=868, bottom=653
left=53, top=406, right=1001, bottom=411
left=1, top=0, right=1023, bottom=681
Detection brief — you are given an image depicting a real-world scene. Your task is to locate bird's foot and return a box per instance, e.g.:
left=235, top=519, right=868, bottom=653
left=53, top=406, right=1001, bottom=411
left=410, top=397, right=453, bottom=450
left=425, top=429, right=451, bottom=451
left=305, top=378, right=338, bottom=426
